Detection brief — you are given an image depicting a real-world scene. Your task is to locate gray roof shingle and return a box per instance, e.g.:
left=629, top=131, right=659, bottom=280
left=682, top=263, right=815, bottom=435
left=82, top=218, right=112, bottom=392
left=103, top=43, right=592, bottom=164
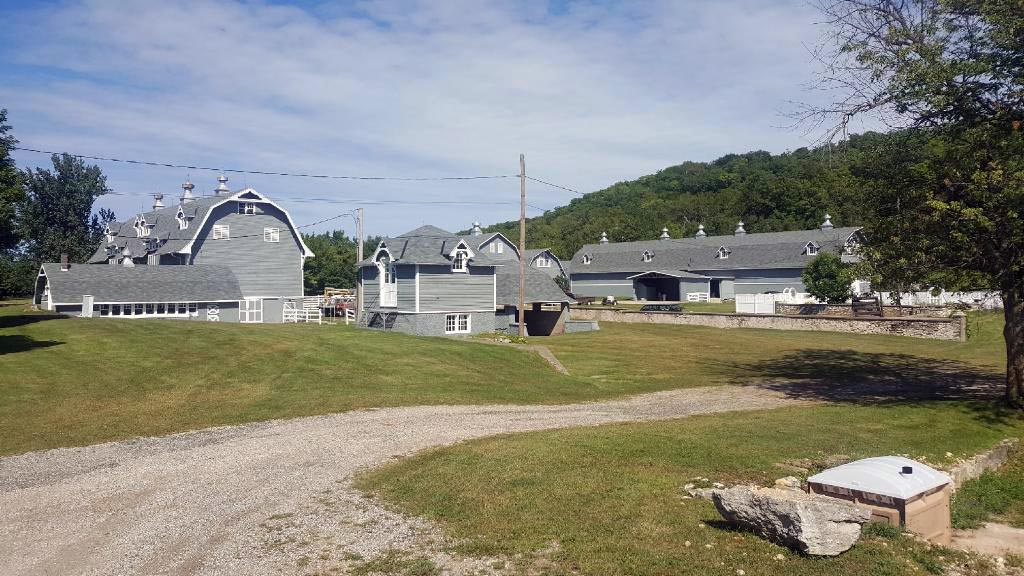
left=496, top=266, right=574, bottom=306
left=569, top=226, right=861, bottom=274
left=42, top=263, right=244, bottom=304
left=360, top=226, right=507, bottom=267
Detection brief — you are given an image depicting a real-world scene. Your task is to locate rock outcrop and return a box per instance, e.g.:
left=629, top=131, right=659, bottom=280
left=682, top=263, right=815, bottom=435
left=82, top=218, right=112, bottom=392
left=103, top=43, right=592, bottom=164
left=710, top=486, right=871, bottom=556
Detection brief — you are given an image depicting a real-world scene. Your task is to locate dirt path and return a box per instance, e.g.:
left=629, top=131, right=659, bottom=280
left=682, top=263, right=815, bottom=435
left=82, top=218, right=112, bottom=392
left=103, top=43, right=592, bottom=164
left=0, top=386, right=805, bottom=575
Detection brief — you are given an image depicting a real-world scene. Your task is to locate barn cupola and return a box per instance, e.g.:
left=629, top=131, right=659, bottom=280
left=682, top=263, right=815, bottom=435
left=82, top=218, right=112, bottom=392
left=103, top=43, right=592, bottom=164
left=734, top=221, right=747, bottom=236
left=181, top=180, right=195, bottom=203
left=599, top=231, right=608, bottom=245
left=471, top=221, right=483, bottom=236
left=215, top=174, right=230, bottom=195
left=821, top=213, right=834, bottom=231
left=152, top=193, right=165, bottom=210
left=659, top=227, right=670, bottom=241
left=695, top=224, right=706, bottom=238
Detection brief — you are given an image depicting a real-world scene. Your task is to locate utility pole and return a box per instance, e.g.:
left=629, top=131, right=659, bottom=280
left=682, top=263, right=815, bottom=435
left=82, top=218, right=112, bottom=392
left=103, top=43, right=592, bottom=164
left=356, top=207, right=364, bottom=322
left=518, top=154, right=526, bottom=337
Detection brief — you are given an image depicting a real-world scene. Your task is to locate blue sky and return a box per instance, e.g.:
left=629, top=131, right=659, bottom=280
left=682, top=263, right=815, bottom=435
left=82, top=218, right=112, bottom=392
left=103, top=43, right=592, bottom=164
left=0, top=0, right=867, bottom=238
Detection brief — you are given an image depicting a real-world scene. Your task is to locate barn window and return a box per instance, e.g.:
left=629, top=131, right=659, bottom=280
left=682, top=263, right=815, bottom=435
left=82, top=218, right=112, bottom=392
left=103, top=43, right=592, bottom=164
left=213, top=224, right=230, bottom=240
left=805, top=241, right=819, bottom=256
left=239, top=202, right=256, bottom=215
left=641, top=250, right=654, bottom=263
left=452, top=249, right=469, bottom=272
left=176, top=208, right=189, bottom=230
left=535, top=255, right=551, bottom=268
left=717, top=246, right=730, bottom=259
left=264, top=227, right=280, bottom=242
left=445, top=313, right=471, bottom=334
left=582, top=254, right=592, bottom=265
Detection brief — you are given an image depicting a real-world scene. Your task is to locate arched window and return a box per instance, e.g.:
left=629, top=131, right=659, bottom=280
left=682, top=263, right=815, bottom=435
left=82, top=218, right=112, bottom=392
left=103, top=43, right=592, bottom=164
left=452, top=249, right=469, bottom=272
left=641, top=250, right=654, bottom=263
left=582, top=254, right=592, bottom=265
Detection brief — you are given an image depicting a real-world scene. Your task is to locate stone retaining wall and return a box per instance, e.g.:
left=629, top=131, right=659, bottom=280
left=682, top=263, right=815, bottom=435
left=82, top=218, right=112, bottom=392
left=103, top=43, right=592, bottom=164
left=569, top=308, right=966, bottom=341
left=775, top=303, right=952, bottom=318
left=947, top=438, right=1019, bottom=491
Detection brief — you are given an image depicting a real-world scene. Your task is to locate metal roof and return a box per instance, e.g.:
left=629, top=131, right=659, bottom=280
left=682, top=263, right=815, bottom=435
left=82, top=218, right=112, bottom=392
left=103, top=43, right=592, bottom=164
left=808, top=456, right=951, bottom=500
left=570, top=226, right=862, bottom=274
left=42, top=263, right=244, bottom=304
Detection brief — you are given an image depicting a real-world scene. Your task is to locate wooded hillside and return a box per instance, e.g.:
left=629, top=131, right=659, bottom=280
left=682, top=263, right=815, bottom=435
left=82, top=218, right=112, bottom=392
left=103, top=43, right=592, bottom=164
left=481, top=132, right=888, bottom=260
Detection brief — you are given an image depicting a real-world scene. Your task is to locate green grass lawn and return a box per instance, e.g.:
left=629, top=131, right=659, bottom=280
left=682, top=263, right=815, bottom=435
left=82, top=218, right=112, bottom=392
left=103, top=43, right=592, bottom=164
left=0, top=300, right=1009, bottom=455
left=953, top=449, right=1024, bottom=530
left=358, top=402, right=1024, bottom=576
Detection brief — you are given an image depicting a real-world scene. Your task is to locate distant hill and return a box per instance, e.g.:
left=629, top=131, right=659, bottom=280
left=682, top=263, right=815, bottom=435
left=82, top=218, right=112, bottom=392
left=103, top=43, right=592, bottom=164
left=479, top=132, right=888, bottom=261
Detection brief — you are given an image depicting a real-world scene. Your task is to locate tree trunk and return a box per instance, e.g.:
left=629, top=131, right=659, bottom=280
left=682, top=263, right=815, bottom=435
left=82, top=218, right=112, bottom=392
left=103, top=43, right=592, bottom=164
left=1003, top=287, right=1024, bottom=409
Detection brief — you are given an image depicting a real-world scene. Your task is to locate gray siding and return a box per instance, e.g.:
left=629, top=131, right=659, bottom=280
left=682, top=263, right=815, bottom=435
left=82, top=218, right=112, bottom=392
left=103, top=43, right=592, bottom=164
left=479, top=237, right=517, bottom=261
left=190, top=202, right=303, bottom=298
left=529, top=252, right=564, bottom=279
left=361, top=266, right=380, bottom=309
left=680, top=277, right=711, bottom=296
left=397, top=265, right=416, bottom=311
left=732, top=268, right=806, bottom=295
left=418, top=265, right=495, bottom=312
left=570, top=272, right=636, bottom=298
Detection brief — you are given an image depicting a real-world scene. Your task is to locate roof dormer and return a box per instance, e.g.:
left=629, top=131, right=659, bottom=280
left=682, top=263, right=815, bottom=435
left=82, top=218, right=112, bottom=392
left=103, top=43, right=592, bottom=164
left=804, top=241, right=820, bottom=256
left=448, top=239, right=473, bottom=272
left=134, top=215, right=150, bottom=237
left=582, top=253, right=592, bottom=265
left=176, top=206, right=190, bottom=230
left=641, top=250, right=654, bottom=263
left=716, top=246, right=730, bottom=259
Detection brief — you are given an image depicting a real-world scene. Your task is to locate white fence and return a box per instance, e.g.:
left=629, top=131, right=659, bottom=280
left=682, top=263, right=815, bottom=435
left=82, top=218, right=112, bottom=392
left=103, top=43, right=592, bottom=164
left=284, top=298, right=323, bottom=324
left=877, top=290, right=1002, bottom=309
left=735, top=289, right=817, bottom=315
left=686, top=292, right=710, bottom=302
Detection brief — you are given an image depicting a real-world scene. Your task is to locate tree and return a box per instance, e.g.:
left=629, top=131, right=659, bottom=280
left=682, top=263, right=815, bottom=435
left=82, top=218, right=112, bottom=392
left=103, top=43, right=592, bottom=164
left=0, top=109, right=22, bottom=254
left=302, top=230, right=360, bottom=294
left=802, top=252, right=854, bottom=304
left=802, top=0, right=1024, bottom=407
left=18, top=153, right=109, bottom=264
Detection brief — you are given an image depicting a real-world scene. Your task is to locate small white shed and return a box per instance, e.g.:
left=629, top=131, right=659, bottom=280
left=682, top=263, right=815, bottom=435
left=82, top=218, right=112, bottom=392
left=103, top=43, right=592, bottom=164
left=808, top=456, right=952, bottom=544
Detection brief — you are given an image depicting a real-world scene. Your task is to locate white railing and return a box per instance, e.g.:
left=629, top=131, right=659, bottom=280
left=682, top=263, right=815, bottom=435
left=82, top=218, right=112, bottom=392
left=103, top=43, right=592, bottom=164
left=686, top=292, right=710, bottom=302
left=877, top=290, right=1002, bottom=309
left=284, top=300, right=322, bottom=324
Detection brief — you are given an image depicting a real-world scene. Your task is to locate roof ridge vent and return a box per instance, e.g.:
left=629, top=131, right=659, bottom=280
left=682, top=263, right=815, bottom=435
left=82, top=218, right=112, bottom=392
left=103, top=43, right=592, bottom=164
left=599, top=231, right=608, bottom=244
left=734, top=221, right=747, bottom=236
left=659, top=227, right=670, bottom=241
left=695, top=224, right=706, bottom=238
left=821, top=213, right=834, bottom=230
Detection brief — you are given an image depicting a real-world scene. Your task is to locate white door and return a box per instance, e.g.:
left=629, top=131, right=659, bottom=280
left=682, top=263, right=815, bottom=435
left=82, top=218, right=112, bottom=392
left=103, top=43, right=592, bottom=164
left=378, top=261, right=397, bottom=307
left=240, top=298, right=263, bottom=323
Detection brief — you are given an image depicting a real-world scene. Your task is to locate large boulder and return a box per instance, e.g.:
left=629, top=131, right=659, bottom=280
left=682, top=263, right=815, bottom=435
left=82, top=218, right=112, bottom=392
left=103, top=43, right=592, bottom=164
left=710, top=486, right=871, bottom=556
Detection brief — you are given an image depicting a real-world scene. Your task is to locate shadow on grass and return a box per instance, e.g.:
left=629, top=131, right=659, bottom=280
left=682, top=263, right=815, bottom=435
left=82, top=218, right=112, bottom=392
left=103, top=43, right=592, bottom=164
left=0, top=334, right=63, bottom=355
left=0, top=313, right=68, bottom=329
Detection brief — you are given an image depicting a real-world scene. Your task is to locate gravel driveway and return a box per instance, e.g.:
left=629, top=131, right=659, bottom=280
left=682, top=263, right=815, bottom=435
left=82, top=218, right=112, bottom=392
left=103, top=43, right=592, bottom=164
left=0, top=386, right=803, bottom=575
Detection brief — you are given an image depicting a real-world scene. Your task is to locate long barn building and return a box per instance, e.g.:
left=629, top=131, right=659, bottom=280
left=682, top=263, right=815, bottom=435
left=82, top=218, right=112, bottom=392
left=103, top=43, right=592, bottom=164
left=568, top=215, right=861, bottom=301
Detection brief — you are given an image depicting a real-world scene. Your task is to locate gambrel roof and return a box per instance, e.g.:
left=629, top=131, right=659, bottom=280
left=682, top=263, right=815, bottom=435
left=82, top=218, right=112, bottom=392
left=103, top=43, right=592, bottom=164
left=569, top=226, right=861, bottom=274
left=88, top=189, right=313, bottom=263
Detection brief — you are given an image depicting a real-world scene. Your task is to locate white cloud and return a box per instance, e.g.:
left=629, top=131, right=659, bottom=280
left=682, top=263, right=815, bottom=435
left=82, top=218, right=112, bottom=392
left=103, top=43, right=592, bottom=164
left=1, top=0, right=835, bottom=236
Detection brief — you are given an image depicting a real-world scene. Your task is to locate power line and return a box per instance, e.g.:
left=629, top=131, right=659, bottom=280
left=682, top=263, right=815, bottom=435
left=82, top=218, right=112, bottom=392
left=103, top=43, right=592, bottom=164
left=526, top=175, right=585, bottom=196
left=13, top=146, right=519, bottom=182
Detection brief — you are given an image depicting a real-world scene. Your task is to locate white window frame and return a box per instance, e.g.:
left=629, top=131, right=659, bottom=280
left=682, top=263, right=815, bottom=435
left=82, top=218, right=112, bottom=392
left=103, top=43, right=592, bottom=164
left=264, top=227, right=280, bottom=243
left=239, top=202, right=256, bottom=215
left=535, top=256, right=551, bottom=268
left=806, top=242, right=819, bottom=256
left=240, top=298, right=263, bottom=323
left=582, top=254, right=592, bottom=265
left=717, top=247, right=730, bottom=259
left=452, top=249, right=469, bottom=272
left=445, top=313, right=471, bottom=334
left=496, top=242, right=504, bottom=254
left=489, top=243, right=496, bottom=253
left=213, top=224, right=230, bottom=240
left=176, top=209, right=189, bottom=230
left=641, top=250, right=653, bottom=263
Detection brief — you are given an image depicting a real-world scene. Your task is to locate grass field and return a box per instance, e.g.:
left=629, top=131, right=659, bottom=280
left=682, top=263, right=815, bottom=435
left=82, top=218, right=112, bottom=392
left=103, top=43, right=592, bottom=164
left=0, top=300, right=1009, bottom=455
left=357, top=403, right=1024, bottom=576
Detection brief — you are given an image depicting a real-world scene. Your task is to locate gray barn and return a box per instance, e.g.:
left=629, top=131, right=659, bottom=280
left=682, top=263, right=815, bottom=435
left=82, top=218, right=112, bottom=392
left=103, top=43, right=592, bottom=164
left=568, top=217, right=861, bottom=301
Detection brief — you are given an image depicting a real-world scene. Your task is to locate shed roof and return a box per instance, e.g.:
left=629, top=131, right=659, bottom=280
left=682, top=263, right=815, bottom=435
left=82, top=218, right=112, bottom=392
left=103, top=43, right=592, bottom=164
left=42, top=263, right=244, bottom=304
left=496, top=266, right=575, bottom=307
